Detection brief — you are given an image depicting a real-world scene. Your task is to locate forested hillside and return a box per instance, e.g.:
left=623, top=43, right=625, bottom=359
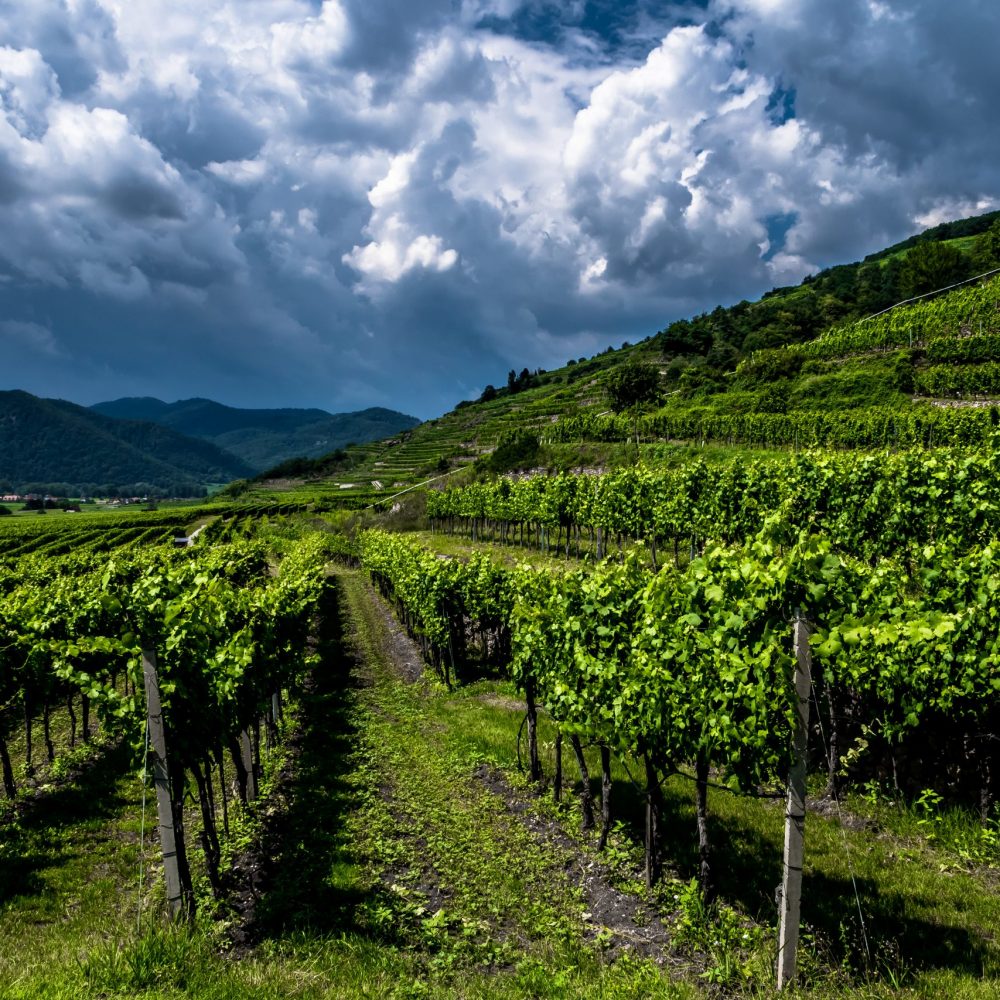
left=91, top=397, right=420, bottom=471
left=656, top=210, right=1000, bottom=362
left=0, top=391, right=252, bottom=495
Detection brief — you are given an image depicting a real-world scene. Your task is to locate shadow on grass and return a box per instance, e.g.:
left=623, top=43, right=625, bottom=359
left=0, top=739, right=132, bottom=906
left=577, top=764, right=994, bottom=980
left=248, top=578, right=378, bottom=941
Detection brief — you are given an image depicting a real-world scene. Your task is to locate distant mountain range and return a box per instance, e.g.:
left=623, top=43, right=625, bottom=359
left=90, top=397, right=419, bottom=471
left=0, top=391, right=420, bottom=496
left=0, top=390, right=253, bottom=495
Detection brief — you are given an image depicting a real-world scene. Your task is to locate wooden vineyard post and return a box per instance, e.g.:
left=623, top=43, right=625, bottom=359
left=525, top=678, right=542, bottom=782
left=141, top=648, right=185, bottom=920
left=598, top=745, right=612, bottom=851
left=240, top=729, right=258, bottom=801
left=777, top=615, right=812, bottom=990
left=553, top=728, right=563, bottom=802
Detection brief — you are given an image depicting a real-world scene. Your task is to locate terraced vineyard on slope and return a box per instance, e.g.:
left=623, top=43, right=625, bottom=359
left=236, top=274, right=1000, bottom=516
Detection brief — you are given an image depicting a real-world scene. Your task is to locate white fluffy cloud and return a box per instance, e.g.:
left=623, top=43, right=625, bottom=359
left=344, top=148, right=459, bottom=285
left=0, top=0, right=997, bottom=416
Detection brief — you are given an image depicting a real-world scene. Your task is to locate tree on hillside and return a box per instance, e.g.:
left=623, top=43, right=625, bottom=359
left=607, top=362, right=662, bottom=455
left=607, top=362, right=661, bottom=413
left=658, top=317, right=713, bottom=355
left=900, top=241, right=966, bottom=299
left=505, top=367, right=539, bottom=394
left=972, top=219, right=1000, bottom=271
left=483, top=430, right=540, bottom=473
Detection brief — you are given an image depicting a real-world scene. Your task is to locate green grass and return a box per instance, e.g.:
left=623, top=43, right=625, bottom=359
left=433, top=686, right=1000, bottom=996
left=0, top=739, right=147, bottom=993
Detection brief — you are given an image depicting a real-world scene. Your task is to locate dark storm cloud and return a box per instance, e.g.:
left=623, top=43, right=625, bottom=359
left=125, top=86, right=268, bottom=171
left=337, top=0, right=457, bottom=73
left=0, top=0, right=124, bottom=96
left=709, top=0, right=1000, bottom=266
left=0, top=0, right=998, bottom=417
left=102, top=170, right=185, bottom=220
left=0, top=149, right=24, bottom=204
left=718, top=0, right=998, bottom=164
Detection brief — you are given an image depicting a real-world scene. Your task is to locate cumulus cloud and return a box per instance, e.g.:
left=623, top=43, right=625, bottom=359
left=0, top=0, right=997, bottom=417
left=343, top=146, right=462, bottom=286
left=345, top=227, right=459, bottom=284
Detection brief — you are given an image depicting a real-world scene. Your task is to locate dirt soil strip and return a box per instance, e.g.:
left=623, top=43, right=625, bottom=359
left=473, top=760, right=676, bottom=961
left=365, top=581, right=426, bottom=684
left=360, top=574, right=679, bottom=964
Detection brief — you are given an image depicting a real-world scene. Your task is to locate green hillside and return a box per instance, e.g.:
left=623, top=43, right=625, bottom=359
left=654, top=210, right=1000, bottom=361
left=233, top=210, right=1000, bottom=506
left=0, top=391, right=253, bottom=495
left=91, top=397, right=420, bottom=471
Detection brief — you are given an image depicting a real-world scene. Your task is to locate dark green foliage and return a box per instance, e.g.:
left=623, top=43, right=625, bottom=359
left=22, top=497, right=79, bottom=510
left=482, top=430, right=541, bottom=473
left=734, top=348, right=805, bottom=387
left=893, top=351, right=916, bottom=393
left=606, top=363, right=661, bottom=413
left=972, top=219, right=1000, bottom=271
left=705, top=339, right=740, bottom=371
left=676, top=362, right=726, bottom=399
left=755, top=386, right=788, bottom=414
left=567, top=359, right=601, bottom=382
left=506, top=368, right=539, bottom=394
left=254, top=448, right=351, bottom=481
left=218, top=478, right=251, bottom=498
left=900, top=242, right=967, bottom=299
left=658, top=317, right=713, bottom=355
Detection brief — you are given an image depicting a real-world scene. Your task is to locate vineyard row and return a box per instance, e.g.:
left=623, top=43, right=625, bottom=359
left=357, top=528, right=999, bottom=896
left=426, top=444, right=1000, bottom=562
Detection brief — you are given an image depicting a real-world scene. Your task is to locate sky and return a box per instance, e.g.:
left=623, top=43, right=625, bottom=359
left=0, top=0, right=998, bottom=419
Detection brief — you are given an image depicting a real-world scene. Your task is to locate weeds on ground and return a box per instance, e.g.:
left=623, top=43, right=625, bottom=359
left=667, top=877, right=769, bottom=986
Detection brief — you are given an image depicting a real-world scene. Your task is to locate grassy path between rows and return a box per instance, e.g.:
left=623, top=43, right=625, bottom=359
left=379, top=533, right=1000, bottom=997
left=321, top=567, right=694, bottom=998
